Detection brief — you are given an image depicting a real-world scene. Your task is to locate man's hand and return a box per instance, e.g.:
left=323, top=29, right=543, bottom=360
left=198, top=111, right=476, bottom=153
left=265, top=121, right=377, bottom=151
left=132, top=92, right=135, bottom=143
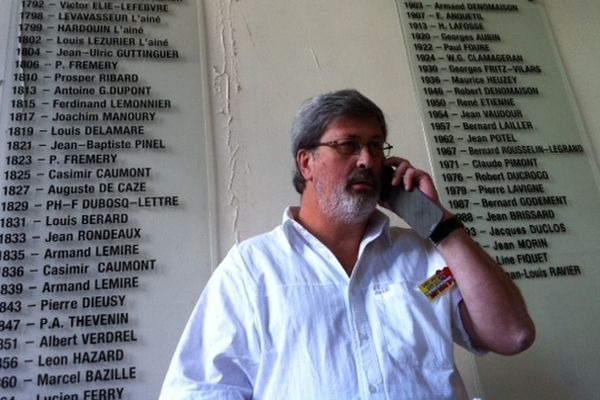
left=383, top=157, right=444, bottom=209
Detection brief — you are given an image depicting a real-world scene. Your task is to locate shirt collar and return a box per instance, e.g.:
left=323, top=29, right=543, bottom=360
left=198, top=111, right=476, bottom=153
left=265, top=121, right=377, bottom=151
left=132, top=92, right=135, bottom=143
left=282, top=206, right=391, bottom=245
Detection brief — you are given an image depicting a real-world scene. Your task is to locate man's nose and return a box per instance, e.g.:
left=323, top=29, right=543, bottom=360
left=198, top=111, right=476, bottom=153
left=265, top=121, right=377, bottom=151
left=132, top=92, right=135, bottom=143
left=356, top=145, right=375, bottom=169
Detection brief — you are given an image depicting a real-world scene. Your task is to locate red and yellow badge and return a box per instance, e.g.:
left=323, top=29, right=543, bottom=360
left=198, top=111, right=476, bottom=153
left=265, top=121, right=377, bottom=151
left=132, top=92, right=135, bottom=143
left=419, top=267, right=455, bottom=301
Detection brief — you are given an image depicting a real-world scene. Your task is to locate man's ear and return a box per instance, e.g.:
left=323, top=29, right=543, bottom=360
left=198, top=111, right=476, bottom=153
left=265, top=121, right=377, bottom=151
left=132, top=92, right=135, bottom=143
left=296, top=149, right=314, bottom=183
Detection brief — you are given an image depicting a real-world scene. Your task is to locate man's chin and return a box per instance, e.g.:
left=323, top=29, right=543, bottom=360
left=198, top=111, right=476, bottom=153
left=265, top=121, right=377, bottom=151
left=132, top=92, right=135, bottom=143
left=344, top=205, right=377, bottom=224
left=344, top=194, right=379, bottom=221
left=318, top=183, right=379, bottom=223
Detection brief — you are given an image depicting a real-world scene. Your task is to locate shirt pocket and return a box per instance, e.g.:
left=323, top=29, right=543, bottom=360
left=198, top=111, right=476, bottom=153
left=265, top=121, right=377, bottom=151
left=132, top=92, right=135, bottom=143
left=370, top=280, right=455, bottom=369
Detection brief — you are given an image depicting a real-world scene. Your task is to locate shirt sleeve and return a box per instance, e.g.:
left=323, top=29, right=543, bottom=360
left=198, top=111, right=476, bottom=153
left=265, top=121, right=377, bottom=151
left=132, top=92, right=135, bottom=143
left=450, top=289, right=487, bottom=356
left=159, top=246, right=260, bottom=400
left=424, top=239, right=486, bottom=356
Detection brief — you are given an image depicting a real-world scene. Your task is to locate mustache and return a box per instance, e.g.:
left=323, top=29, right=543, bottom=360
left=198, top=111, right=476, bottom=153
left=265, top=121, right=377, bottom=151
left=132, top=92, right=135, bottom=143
left=346, top=169, right=379, bottom=189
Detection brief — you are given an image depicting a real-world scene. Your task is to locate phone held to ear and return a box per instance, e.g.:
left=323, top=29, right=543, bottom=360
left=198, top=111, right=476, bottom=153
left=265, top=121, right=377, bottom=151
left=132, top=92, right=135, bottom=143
left=380, top=166, right=444, bottom=239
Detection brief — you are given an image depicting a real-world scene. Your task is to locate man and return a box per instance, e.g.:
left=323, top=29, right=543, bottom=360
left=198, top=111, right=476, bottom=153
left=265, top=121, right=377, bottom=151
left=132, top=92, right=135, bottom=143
left=160, top=89, right=535, bottom=399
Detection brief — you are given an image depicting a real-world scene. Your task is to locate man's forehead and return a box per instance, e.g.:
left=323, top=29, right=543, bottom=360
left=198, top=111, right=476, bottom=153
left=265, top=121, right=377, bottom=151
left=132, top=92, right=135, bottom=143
left=322, top=115, right=385, bottom=138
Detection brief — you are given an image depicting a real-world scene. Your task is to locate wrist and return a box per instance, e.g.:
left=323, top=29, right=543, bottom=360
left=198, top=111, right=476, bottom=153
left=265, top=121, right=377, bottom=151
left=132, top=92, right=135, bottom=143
left=429, top=215, right=464, bottom=245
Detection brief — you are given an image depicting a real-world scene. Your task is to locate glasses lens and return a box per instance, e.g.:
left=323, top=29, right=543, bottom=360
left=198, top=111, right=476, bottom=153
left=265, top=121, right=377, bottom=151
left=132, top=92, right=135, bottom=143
left=336, top=140, right=361, bottom=155
left=320, top=140, right=391, bottom=157
left=368, top=142, right=384, bottom=155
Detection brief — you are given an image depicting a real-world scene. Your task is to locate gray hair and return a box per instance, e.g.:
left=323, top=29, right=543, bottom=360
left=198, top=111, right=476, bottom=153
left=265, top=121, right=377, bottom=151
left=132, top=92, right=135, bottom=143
left=291, top=89, right=387, bottom=193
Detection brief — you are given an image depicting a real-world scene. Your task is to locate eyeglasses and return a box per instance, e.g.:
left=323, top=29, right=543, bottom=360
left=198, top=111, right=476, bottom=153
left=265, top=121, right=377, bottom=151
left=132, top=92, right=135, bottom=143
left=311, top=139, right=393, bottom=157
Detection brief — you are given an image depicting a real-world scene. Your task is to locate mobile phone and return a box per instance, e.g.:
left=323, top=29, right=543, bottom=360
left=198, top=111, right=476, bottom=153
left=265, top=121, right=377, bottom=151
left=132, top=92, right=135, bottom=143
left=380, top=166, right=444, bottom=238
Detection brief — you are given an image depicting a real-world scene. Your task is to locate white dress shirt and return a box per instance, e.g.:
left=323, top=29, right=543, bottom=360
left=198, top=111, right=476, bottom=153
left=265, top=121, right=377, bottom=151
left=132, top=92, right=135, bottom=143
left=159, top=207, right=476, bottom=400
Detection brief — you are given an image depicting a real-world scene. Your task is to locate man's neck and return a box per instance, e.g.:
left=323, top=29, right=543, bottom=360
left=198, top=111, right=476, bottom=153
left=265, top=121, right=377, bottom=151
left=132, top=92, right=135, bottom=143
left=296, top=201, right=371, bottom=276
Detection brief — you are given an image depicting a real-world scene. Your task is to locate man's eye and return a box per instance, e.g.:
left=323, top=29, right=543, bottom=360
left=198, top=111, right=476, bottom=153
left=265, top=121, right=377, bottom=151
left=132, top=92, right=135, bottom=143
left=338, top=141, right=360, bottom=154
left=369, top=142, right=384, bottom=152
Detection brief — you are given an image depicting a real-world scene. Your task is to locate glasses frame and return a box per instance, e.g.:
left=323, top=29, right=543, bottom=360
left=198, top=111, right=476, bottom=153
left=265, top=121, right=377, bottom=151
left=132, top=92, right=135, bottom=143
left=310, top=138, right=393, bottom=158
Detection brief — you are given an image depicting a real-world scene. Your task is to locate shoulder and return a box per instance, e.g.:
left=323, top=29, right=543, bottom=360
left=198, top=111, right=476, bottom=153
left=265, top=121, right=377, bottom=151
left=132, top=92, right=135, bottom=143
left=214, top=224, right=291, bottom=284
left=234, top=225, right=293, bottom=269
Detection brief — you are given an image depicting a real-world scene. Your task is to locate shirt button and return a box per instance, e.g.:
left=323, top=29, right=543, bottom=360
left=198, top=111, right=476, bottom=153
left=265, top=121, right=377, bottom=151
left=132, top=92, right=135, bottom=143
left=369, top=384, right=378, bottom=393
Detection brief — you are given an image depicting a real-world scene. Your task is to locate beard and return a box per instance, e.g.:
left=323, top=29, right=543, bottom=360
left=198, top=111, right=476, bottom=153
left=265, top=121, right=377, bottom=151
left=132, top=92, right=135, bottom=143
left=314, top=169, right=380, bottom=225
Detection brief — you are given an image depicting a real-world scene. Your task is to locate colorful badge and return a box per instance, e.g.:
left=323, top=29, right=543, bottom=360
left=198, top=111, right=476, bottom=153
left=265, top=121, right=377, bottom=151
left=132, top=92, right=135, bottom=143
left=419, top=267, right=455, bottom=301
